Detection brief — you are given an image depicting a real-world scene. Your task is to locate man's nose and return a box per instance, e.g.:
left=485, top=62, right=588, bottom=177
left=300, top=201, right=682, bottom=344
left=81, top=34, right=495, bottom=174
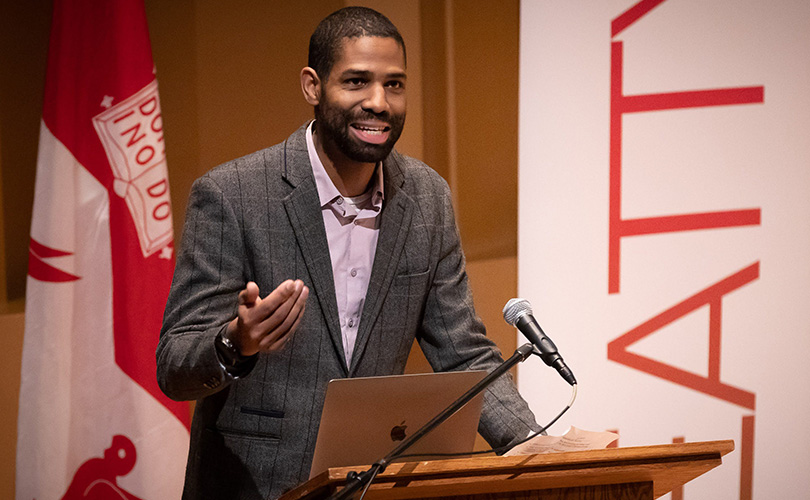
left=362, top=83, right=389, bottom=115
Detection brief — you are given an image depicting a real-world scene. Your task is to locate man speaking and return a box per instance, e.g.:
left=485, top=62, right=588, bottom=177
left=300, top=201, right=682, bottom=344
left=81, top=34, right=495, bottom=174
left=157, top=7, right=539, bottom=499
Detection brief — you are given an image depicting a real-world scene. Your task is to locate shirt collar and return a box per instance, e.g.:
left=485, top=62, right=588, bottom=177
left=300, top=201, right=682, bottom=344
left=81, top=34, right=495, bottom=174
left=306, top=121, right=384, bottom=209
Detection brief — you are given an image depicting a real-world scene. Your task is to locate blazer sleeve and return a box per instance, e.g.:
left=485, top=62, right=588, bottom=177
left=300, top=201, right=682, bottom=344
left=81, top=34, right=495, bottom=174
left=416, top=177, right=541, bottom=449
left=156, top=174, right=248, bottom=401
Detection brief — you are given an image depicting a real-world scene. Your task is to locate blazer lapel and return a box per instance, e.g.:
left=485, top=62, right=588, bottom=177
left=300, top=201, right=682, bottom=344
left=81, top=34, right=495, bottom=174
left=349, top=153, right=415, bottom=375
left=281, top=128, right=348, bottom=374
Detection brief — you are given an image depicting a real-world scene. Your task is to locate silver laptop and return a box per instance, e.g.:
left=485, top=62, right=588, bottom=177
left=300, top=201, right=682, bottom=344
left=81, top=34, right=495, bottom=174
left=309, top=370, right=487, bottom=478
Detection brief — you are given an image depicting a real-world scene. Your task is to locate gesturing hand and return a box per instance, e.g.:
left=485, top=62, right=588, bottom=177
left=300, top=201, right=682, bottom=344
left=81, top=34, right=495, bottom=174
left=225, top=279, right=309, bottom=356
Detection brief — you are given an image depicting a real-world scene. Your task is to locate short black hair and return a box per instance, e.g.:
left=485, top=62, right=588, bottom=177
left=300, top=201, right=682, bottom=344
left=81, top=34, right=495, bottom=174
left=308, top=6, right=406, bottom=81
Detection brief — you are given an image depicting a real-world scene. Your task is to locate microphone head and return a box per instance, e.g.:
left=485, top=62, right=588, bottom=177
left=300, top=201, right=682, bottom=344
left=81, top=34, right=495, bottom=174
left=502, top=298, right=532, bottom=326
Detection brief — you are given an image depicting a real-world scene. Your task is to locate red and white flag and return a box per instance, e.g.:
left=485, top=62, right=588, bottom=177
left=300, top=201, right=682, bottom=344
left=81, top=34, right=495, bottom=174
left=17, top=1, right=190, bottom=498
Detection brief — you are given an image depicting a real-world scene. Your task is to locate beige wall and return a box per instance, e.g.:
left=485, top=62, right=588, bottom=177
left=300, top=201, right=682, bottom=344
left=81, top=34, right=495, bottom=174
left=0, top=1, right=519, bottom=495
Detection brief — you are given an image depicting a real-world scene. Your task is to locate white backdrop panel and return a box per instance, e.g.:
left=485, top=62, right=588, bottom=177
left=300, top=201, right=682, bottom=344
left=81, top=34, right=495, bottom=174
left=518, top=1, right=810, bottom=498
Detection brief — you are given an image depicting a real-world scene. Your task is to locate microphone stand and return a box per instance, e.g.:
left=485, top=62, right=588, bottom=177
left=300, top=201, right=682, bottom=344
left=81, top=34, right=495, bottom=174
left=327, top=343, right=536, bottom=500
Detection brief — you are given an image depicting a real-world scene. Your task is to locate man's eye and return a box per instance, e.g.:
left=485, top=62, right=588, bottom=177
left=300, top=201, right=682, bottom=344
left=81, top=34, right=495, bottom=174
left=386, top=80, right=404, bottom=90
left=346, top=78, right=365, bottom=87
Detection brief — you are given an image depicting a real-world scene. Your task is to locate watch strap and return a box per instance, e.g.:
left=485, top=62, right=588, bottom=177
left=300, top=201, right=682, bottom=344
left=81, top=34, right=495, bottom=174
left=215, top=330, right=258, bottom=377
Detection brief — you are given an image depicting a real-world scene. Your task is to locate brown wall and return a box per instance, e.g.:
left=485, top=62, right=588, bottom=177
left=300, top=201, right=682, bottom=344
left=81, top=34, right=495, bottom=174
left=0, top=0, right=519, bottom=495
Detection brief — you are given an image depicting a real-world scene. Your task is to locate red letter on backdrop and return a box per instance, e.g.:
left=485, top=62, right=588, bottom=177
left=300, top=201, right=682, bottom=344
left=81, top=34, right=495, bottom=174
left=607, top=262, right=758, bottom=410
left=609, top=0, right=763, bottom=294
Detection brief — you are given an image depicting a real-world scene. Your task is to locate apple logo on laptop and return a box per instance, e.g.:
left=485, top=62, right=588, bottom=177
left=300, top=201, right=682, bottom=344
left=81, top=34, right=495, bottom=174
left=390, top=421, right=407, bottom=442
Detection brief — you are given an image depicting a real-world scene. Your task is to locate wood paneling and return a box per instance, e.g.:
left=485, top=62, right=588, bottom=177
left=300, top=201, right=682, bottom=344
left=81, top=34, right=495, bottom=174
left=451, top=0, right=520, bottom=262
left=0, top=1, right=51, bottom=303
left=0, top=313, right=25, bottom=499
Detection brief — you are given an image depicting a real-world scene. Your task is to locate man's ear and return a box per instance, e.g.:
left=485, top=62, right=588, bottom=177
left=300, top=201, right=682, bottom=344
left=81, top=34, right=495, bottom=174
left=300, top=67, right=322, bottom=106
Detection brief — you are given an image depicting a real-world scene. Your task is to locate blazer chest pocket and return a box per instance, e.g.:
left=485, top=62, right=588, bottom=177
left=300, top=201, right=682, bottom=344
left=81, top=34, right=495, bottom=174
left=209, top=405, right=284, bottom=443
left=391, top=270, right=430, bottom=297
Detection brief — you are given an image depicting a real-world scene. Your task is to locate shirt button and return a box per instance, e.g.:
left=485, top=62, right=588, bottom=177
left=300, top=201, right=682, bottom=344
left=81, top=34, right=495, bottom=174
left=348, top=319, right=355, bottom=328
left=350, top=269, right=357, bottom=277
left=336, top=197, right=344, bottom=205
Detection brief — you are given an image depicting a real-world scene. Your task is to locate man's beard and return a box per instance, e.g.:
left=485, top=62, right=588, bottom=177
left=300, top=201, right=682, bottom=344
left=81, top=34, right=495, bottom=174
left=315, top=98, right=405, bottom=164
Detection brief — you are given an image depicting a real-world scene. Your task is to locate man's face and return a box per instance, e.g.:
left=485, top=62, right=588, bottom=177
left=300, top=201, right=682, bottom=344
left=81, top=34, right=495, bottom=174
left=315, top=36, right=406, bottom=164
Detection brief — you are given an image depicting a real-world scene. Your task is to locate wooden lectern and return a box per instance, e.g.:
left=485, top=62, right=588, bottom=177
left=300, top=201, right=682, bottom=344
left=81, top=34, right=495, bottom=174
left=279, top=440, right=733, bottom=500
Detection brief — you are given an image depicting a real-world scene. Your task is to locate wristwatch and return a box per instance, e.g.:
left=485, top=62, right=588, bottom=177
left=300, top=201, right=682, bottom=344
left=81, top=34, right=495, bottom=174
left=215, top=331, right=251, bottom=369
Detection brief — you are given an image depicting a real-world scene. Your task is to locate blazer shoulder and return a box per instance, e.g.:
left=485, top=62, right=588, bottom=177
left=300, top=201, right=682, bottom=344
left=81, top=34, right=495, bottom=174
left=388, top=150, right=450, bottom=195
left=192, top=142, right=298, bottom=202
left=199, top=125, right=310, bottom=192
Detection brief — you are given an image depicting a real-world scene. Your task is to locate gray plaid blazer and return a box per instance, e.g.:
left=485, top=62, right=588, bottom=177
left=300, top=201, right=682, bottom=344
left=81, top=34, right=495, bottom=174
left=157, top=125, right=539, bottom=499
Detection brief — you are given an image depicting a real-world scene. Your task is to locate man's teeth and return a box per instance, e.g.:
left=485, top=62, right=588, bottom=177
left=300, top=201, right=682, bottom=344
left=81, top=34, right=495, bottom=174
left=355, top=125, right=386, bottom=135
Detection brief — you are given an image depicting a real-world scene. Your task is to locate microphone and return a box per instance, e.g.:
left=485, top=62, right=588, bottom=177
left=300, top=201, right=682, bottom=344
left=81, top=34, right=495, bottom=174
left=503, top=298, right=576, bottom=386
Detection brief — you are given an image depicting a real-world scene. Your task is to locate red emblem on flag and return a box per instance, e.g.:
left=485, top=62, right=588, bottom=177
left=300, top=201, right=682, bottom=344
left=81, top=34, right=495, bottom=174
left=28, top=238, right=81, bottom=283
left=61, top=435, right=143, bottom=500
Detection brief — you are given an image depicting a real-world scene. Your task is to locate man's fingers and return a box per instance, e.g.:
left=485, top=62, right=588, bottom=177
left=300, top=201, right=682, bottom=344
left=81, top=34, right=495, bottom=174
left=259, top=306, right=305, bottom=352
left=249, top=279, right=299, bottom=318
left=259, top=286, right=309, bottom=352
left=255, top=280, right=304, bottom=332
left=273, top=285, right=308, bottom=338
left=238, top=280, right=297, bottom=330
left=234, top=280, right=307, bottom=355
left=237, top=281, right=261, bottom=307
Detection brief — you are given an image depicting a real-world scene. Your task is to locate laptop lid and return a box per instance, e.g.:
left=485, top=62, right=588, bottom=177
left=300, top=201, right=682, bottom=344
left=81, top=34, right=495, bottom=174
left=309, top=370, right=487, bottom=478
